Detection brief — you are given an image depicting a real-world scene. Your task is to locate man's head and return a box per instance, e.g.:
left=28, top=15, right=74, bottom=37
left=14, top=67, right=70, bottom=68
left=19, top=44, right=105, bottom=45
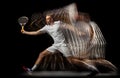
left=46, top=14, right=54, bottom=25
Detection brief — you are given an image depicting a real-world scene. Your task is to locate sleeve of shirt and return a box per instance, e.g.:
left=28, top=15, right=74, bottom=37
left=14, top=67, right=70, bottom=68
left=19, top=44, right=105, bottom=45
left=39, top=25, right=47, bottom=33
left=55, top=21, right=63, bottom=26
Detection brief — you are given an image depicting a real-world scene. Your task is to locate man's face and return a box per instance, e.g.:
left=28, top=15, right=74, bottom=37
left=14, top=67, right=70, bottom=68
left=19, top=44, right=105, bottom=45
left=46, top=15, right=53, bottom=25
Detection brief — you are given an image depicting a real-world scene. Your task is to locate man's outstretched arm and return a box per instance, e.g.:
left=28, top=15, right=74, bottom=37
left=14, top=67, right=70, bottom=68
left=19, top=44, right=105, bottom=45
left=21, top=27, right=45, bottom=35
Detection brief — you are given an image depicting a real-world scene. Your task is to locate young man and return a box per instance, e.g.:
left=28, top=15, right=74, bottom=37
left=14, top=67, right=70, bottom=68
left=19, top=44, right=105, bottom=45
left=21, top=14, right=99, bottom=73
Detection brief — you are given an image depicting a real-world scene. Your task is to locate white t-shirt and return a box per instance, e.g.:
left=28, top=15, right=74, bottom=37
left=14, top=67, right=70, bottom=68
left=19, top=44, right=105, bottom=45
left=40, top=21, right=66, bottom=47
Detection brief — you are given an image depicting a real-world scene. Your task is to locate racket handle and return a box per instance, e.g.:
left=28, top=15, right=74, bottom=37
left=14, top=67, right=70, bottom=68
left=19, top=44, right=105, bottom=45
left=22, top=25, right=24, bottom=30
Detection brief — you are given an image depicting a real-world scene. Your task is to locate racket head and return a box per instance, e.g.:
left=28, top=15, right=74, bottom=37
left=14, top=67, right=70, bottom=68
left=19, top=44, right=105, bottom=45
left=18, top=16, right=29, bottom=26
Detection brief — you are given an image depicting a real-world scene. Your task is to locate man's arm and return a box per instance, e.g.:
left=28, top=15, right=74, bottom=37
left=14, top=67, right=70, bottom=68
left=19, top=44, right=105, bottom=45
left=21, top=27, right=44, bottom=35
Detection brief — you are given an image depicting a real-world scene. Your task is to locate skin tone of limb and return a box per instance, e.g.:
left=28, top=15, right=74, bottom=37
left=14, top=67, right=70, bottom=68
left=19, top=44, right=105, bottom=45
left=30, top=50, right=52, bottom=71
left=66, top=56, right=99, bottom=71
left=34, top=50, right=97, bottom=71
left=34, top=50, right=52, bottom=65
left=21, top=27, right=43, bottom=35
left=82, top=59, right=117, bottom=72
left=32, top=51, right=98, bottom=72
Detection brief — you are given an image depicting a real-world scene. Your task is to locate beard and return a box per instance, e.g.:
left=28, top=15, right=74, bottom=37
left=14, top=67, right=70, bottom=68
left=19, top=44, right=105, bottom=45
left=46, top=20, right=54, bottom=25
left=47, top=22, right=51, bottom=25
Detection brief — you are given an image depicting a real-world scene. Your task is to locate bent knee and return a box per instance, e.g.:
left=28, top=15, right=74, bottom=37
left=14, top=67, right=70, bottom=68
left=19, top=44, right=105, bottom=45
left=39, top=50, right=51, bottom=57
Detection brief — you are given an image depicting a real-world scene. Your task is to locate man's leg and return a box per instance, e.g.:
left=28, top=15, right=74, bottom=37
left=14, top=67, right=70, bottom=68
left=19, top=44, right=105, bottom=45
left=67, top=57, right=100, bottom=77
left=67, top=57, right=98, bottom=72
left=32, top=50, right=52, bottom=71
left=23, top=50, right=51, bottom=72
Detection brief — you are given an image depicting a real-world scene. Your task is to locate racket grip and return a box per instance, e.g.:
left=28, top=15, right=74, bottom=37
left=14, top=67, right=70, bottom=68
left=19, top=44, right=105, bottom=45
left=22, top=25, right=24, bottom=30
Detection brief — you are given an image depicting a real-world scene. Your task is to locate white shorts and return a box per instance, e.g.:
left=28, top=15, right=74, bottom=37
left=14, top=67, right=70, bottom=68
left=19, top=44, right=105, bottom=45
left=46, top=44, right=72, bottom=57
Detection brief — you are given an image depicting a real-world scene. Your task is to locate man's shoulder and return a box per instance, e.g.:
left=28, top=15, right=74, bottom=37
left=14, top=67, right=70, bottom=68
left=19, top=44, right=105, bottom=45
left=41, top=25, right=48, bottom=29
left=54, top=20, right=61, bottom=24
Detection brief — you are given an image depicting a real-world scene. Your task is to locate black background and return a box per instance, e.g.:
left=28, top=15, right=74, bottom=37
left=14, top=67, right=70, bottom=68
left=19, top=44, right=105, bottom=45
left=5, top=0, right=120, bottom=77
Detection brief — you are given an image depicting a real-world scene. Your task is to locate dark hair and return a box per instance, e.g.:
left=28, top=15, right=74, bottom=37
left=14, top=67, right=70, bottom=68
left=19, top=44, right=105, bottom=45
left=43, top=10, right=54, bottom=18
